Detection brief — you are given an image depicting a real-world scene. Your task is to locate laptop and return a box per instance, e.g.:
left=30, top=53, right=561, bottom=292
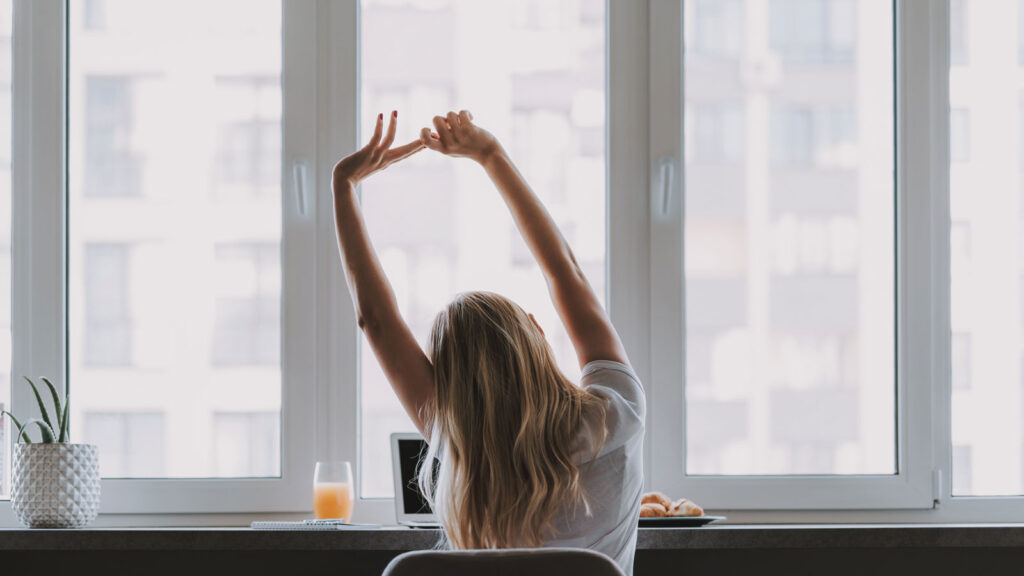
left=390, top=432, right=440, bottom=527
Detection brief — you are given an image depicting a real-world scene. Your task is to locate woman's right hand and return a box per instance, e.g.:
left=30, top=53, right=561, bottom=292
left=334, top=111, right=424, bottom=189
left=420, top=110, right=500, bottom=163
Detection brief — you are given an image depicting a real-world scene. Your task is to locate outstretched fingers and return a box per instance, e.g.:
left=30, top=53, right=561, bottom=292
left=378, top=111, right=399, bottom=152
left=385, top=139, right=426, bottom=165
left=420, top=127, right=442, bottom=151
left=364, top=113, right=385, bottom=153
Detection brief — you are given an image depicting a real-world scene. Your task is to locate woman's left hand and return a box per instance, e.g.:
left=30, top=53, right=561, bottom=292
left=333, top=111, right=424, bottom=188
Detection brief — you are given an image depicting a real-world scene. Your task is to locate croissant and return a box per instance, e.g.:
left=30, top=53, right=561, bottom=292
left=668, top=498, right=704, bottom=517
left=640, top=491, right=673, bottom=510
left=639, top=502, right=668, bottom=517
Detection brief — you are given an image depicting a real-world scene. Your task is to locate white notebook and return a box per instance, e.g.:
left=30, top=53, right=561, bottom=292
left=251, top=520, right=381, bottom=530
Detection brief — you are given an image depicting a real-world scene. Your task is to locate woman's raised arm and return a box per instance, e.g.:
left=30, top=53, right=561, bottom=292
left=420, top=110, right=630, bottom=369
left=333, top=111, right=434, bottom=435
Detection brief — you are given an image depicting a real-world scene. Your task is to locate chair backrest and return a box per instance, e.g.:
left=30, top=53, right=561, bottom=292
left=381, top=547, right=626, bottom=576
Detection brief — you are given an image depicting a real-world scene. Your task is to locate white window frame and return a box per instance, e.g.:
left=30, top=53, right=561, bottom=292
left=3, top=0, right=320, bottom=519
left=2, top=0, right=1024, bottom=524
left=648, top=0, right=937, bottom=510
left=330, top=0, right=656, bottom=525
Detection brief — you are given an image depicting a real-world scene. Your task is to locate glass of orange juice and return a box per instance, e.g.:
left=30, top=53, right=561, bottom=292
left=313, top=461, right=354, bottom=521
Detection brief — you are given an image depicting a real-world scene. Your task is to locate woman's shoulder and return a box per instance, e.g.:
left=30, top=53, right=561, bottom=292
left=578, top=359, right=646, bottom=454
left=581, top=359, right=645, bottom=407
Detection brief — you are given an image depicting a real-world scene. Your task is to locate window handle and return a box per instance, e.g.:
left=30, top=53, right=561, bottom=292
left=656, top=156, right=675, bottom=217
left=292, top=159, right=311, bottom=217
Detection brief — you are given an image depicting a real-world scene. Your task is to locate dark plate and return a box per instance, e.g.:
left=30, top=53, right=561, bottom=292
left=638, top=516, right=726, bottom=528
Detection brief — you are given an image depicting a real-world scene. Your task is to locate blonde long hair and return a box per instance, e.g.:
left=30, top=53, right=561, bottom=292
left=418, top=291, right=607, bottom=549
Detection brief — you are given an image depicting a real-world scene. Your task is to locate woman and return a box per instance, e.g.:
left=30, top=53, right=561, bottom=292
left=332, top=110, right=645, bottom=575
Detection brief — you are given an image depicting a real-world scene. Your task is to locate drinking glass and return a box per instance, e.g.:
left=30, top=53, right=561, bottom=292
left=313, top=461, right=354, bottom=521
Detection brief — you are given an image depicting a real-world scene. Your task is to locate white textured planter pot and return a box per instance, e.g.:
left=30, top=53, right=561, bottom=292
left=11, top=444, right=100, bottom=528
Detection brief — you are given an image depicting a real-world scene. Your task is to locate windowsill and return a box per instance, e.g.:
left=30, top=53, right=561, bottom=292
left=1, top=524, right=1023, bottom=551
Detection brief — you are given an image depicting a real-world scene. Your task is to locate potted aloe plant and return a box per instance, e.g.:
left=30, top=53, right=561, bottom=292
left=2, top=376, right=100, bottom=528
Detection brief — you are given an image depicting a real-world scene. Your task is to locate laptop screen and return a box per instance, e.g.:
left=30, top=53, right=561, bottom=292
left=397, top=437, right=434, bottom=515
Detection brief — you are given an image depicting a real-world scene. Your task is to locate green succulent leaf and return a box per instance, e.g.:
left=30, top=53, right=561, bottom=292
left=24, top=377, right=55, bottom=434
left=58, top=394, right=70, bottom=443
left=2, top=410, right=32, bottom=443
left=15, top=418, right=55, bottom=444
left=40, top=377, right=64, bottom=436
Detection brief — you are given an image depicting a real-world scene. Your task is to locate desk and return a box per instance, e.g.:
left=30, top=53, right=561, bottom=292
left=1, top=525, right=1022, bottom=574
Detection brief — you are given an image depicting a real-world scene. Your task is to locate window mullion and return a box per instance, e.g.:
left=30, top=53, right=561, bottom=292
left=897, top=0, right=949, bottom=507
left=647, top=0, right=685, bottom=500
left=315, top=0, right=378, bottom=518
left=608, top=0, right=654, bottom=487
left=10, top=0, right=66, bottom=440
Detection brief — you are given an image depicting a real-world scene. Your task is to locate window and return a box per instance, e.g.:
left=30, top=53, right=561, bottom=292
left=950, top=0, right=1024, bottom=497
left=4, top=0, right=1024, bottom=524
left=684, top=0, right=894, bottom=477
left=643, top=0, right=910, bottom=510
left=358, top=0, right=606, bottom=498
left=69, top=1, right=284, bottom=480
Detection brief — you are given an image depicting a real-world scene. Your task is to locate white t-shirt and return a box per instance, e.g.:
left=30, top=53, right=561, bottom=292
left=545, top=359, right=646, bottom=576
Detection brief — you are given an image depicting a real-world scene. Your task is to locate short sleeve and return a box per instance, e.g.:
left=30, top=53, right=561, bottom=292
left=580, top=360, right=646, bottom=457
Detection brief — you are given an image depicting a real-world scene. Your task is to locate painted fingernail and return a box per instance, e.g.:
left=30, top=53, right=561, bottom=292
left=394, top=111, right=398, bottom=118
left=379, top=113, right=383, bottom=120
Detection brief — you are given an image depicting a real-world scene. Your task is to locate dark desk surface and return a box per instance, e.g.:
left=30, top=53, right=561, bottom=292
left=1, top=524, right=1022, bottom=551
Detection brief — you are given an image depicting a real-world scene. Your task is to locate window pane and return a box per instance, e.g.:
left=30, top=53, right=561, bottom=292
left=68, top=1, right=282, bottom=478
left=0, top=0, right=10, bottom=498
left=950, top=0, right=1024, bottom=496
left=684, top=0, right=895, bottom=475
left=359, top=0, right=606, bottom=498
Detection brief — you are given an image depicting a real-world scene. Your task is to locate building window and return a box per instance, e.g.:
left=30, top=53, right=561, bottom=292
left=214, top=412, right=280, bottom=477
left=214, top=75, right=281, bottom=197
left=1018, top=0, right=1024, bottom=66
left=212, top=243, right=280, bottom=366
left=693, top=0, right=745, bottom=60
left=83, top=412, right=166, bottom=478
left=84, top=244, right=133, bottom=367
left=771, top=106, right=856, bottom=168
left=951, top=0, right=968, bottom=66
left=690, top=104, right=745, bottom=165
left=85, top=76, right=141, bottom=198
left=83, top=0, right=106, bottom=31
left=769, top=0, right=856, bottom=66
